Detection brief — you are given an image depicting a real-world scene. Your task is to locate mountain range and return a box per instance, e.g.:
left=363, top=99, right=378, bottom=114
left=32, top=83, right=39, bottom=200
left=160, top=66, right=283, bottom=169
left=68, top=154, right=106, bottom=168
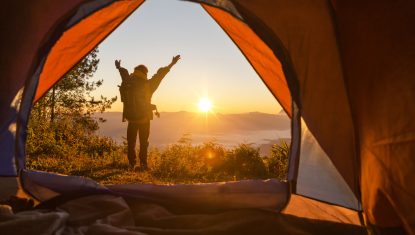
left=94, top=111, right=291, bottom=156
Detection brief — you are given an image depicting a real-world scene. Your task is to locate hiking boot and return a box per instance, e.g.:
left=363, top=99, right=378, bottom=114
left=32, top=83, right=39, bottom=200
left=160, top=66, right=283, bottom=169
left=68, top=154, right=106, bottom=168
left=134, top=164, right=148, bottom=172
left=141, top=164, right=148, bottom=171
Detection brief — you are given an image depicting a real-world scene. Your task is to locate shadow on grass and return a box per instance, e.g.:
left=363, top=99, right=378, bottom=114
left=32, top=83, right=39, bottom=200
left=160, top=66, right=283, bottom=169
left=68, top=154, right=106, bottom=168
left=69, top=162, right=131, bottom=181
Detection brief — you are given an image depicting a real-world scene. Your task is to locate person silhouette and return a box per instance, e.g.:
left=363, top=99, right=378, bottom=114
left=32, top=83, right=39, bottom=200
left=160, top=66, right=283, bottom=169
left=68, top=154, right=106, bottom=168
left=115, top=55, right=180, bottom=170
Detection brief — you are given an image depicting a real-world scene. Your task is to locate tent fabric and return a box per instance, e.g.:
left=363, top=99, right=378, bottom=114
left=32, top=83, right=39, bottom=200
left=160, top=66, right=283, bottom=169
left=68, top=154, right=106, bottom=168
left=34, top=0, right=144, bottom=102
left=283, top=195, right=361, bottom=225
left=196, top=0, right=359, bottom=210
left=296, top=119, right=359, bottom=210
left=331, top=0, right=415, bottom=231
left=0, top=177, right=29, bottom=202
left=21, top=169, right=288, bottom=212
left=0, top=0, right=85, bottom=176
left=287, top=101, right=301, bottom=183
left=0, top=0, right=84, bottom=122
left=201, top=4, right=292, bottom=116
left=7, top=171, right=365, bottom=235
left=0, top=194, right=367, bottom=235
left=0, top=0, right=142, bottom=176
left=106, top=179, right=288, bottom=213
left=1, top=0, right=415, bottom=233
left=206, top=0, right=415, bottom=231
left=231, top=0, right=359, bottom=201
left=20, top=170, right=110, bottom=202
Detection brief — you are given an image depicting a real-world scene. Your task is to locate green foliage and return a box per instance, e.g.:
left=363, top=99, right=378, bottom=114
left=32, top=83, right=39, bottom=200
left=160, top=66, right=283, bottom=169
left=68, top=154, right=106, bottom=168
left=27, top=48, right=117, bottom=159
left=149, top=137, right=229, bottom=182
left=224, top=144, right=267, bottom=179
left=26, top=118, right=59, bottom=156
left=34, top=48, right=116, bottom=119
left=197, top=140, right=227, bottom=174
left=147, top=136, right=276, bottom=182
left=26, top=115, right=121, bottom=158
left=265, top=141, right=290, bottom=180
left=27, top=135, right=290, bottom=184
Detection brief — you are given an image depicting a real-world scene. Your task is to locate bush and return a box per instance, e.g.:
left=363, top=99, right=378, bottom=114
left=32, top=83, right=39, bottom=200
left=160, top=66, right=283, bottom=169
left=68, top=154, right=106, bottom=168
left=83, top=135, right=119, bottom=158
left=150, top=139, right=200, bottom=179
left=224, top=144, right=267, bottom=179
left=26, top=114, right=122, bottom=159
left=196, top=141, right=227, bottom=174
left=148, top=136, right=219, bottom=181
left=265, top=141, right=289, bottom=180
left=27, top=128, right=290, bottom=184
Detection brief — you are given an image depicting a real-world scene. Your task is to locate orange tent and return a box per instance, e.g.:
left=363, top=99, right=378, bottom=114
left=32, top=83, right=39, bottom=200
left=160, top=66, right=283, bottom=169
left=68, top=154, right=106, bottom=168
left=0, top=0, right=414, bottom=234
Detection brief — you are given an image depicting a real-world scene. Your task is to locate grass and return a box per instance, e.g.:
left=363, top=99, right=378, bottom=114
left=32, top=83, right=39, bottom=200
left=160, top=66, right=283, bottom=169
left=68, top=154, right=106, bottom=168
left=26, top=141, right=289, bottom=185
left=27, top=150, right=161, bottom=185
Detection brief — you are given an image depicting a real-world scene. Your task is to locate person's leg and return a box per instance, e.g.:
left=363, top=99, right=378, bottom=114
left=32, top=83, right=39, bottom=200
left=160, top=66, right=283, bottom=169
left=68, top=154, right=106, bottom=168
left=127, top=122, right=139, bottom=167
left=138, top=121, right=150, bottom=169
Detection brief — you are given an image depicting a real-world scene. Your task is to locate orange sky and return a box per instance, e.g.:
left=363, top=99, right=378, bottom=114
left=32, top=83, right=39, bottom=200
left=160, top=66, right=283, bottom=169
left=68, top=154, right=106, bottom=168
left=91, top=0, right=282, bottom=114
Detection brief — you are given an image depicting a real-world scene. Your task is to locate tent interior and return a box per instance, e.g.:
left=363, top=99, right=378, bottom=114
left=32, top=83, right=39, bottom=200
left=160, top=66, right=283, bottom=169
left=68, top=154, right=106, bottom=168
left=1, top=0, right=414, bottom=234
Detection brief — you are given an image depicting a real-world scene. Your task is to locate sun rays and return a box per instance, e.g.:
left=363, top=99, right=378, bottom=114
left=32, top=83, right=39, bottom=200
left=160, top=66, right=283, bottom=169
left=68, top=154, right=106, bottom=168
left=198, top=97, right=212, bottom=113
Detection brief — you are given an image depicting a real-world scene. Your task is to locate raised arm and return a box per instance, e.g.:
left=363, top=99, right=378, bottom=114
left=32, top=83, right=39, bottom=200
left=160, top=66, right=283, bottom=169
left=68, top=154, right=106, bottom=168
left=149, top=55, right=181, bottom=93
left=115, top=59, right=129, bottom=82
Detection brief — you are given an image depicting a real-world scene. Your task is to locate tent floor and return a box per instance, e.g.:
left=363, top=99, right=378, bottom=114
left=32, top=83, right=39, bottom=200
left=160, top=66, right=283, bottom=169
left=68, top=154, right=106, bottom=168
left=0, top=193, right=366, bottom=235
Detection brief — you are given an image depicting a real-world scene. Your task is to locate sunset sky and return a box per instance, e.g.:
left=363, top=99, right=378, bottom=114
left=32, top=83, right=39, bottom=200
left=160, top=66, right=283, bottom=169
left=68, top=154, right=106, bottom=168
left=92, top=0, right=282, bottom=114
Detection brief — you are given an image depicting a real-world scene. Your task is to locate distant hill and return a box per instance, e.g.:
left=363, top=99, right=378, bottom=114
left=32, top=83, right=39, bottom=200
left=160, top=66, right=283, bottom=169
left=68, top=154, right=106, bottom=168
left=94, top=111, right=290, bottom=155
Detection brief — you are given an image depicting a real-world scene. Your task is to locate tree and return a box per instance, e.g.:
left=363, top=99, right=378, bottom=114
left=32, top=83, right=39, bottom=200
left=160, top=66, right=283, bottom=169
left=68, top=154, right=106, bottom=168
left=33, top=48, right=115, bottom=127
left=27, top=48, right=117, bottom=157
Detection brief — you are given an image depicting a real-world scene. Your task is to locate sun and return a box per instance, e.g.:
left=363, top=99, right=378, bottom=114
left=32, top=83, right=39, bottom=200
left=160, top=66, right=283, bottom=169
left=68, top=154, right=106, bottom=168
left=198, top=97, right=212, bottom=112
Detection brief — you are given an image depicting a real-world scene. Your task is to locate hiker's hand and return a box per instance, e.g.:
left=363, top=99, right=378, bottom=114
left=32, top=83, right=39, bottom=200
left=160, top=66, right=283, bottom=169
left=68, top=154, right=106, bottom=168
left=167, top=55, right=180, bottom=69
left=171, top=55, right=180, bottom=65
left=115, top=60, right=121, bottom=69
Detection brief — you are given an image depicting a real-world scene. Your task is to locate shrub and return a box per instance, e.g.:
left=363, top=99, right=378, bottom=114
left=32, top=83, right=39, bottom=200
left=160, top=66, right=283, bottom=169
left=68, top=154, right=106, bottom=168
left=27, top=129, right=290, bottom=184
left=149, top=135, right=204, bottom=180
left=223, top=144, right=267, bottom=179
left=26, top=114, right=122, bottom=159
left=196, top=141, right=226, bottom=174
left=265, top=141, right=289, bottom=180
